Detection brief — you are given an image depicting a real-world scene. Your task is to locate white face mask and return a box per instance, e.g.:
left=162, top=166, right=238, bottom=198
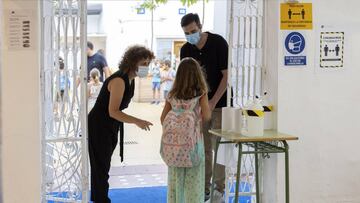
left=136, top=66, right=149, bottom=78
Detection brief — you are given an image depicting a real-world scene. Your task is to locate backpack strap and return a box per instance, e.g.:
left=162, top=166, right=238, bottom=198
left=168, top=94, right=204, bottom=112
left=189, top=94, right=205, bottom=111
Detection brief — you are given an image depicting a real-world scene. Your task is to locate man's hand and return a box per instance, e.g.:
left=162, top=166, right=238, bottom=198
left=103, top=67, right=111, bottom=79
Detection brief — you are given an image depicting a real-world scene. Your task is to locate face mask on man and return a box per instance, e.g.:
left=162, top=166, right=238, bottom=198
left=136, top=66, right=149, bottom=78
left=185, top=31, right=200, bottom=45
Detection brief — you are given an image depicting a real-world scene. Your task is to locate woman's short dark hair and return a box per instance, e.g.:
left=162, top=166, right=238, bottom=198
left=181, top=13, right=202, bottom=28
left=118, top=45, right=155, bottom=74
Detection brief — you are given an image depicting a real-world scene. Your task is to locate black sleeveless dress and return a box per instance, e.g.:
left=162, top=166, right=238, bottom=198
left=88, top=70, right=134, bottom=203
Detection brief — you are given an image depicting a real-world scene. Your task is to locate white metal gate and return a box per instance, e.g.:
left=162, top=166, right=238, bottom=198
left=227, top=0, right=265, bottom=202
left=229, top=0, right=264, bottom=107
left=0, top=0, right=3, bottom=201
left=41, top=0, right=88, bottom=202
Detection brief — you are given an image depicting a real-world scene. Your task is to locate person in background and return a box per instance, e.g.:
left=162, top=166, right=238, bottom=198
left=88, top=45, right=155, bottom=202
left=97, top=49, right=106, bottom=57
left=161, top=57, right=211, bottom=203
left=180, top=13, right=230, bottom=202
left=161, top=60, right=176, bottom=100
left=54, top=57, right=70, bottom=119
left=148, top=59, right=162, bottom=104
left=87, top=68, right=103, bottom=113
left=87, top=41, right=111, bottom=82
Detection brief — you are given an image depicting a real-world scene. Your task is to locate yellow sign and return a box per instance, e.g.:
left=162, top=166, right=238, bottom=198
left=281, top=3, right=312, bottom=30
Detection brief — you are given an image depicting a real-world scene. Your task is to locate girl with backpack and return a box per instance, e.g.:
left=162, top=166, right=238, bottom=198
left=160, top=57, right=211, bottom=203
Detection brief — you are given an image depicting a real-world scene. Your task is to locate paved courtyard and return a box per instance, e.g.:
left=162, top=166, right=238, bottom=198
left=109, top=102, right=167, bottom=188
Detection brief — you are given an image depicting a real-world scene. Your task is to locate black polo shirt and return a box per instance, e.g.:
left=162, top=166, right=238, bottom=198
left=180, top=32, right=229, bottom=108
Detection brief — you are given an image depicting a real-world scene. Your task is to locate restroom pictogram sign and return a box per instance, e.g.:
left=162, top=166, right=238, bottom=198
left=281, top=3, right=312, bottom=30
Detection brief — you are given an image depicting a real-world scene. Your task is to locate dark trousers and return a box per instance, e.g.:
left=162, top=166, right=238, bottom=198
left=88, top=121, right=118, bottom=203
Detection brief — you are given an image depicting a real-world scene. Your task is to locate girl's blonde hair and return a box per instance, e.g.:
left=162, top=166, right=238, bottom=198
left=168, top=57, right=208, bottom=100
left=90, top=68, right=100, bottom=83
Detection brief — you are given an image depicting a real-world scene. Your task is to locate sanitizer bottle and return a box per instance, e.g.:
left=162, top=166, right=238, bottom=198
left=244, top=97, right=264, bottom=137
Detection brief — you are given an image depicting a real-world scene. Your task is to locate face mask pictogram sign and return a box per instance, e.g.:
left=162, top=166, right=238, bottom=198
left=281, top=3, right=312, bottom=30
left=319, top=32, right=344, bottom=68
left=284, top=31, right=307, bottom=66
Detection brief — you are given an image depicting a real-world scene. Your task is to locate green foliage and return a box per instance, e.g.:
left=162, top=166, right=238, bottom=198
left=141, top=0, right=201, bottom=10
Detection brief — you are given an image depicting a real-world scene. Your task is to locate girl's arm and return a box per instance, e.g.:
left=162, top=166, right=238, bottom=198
left=108, top=78, right=153, bottom=131
left=199, top=94, right=211, bottom=121
left=160, top=101, right=172, bottom=125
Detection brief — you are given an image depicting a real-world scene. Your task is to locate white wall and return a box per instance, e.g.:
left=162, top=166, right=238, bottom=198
left=213, top=0, right=228, bottom=39
left=0, top=1, right=41, bottom=202
left=0, top=0, right=3, bottom=201
left=88, top=0, right=216, bottom=69
left=270, top=0, right=360, bottom=202
left=262, top=0, right=279, bottom=202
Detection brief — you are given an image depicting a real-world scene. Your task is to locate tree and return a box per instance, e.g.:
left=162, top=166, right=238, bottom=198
left=141, top=0, right=201, bottom=8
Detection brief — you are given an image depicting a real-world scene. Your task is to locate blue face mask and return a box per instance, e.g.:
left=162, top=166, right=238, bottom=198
left=185, top=31, right=201, bottom=45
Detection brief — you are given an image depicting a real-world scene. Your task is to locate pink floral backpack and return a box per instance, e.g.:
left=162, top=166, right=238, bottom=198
left=160, top=95, right=203, bottom=167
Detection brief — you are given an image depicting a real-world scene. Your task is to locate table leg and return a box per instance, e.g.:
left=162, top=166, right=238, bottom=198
left=255, top=143, right=260, bottom=203
left=234, top=143, right=242, bottom=203
left=284, top=141, right=289, bottom=203
left=210, top=137, right=220, bottom=203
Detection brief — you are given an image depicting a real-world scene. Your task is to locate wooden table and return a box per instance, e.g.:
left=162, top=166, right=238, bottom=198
left=208, top=129, right=298, bottom=203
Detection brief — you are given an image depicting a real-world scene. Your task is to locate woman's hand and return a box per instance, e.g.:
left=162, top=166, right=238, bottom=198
left=135, top=119, right=153, bottom=131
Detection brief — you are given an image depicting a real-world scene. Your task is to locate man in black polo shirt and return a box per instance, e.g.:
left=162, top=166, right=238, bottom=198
left=180, top=13, right=229, bottom=202
left=87, top=41, right=111, bottom=82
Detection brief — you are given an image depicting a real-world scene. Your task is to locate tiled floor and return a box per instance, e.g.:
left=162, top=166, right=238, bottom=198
left=111, top=102, right=165, bottom=167
left=109, top=165, right=167, bottom=189
left=109, top=102, right=167, bottom=189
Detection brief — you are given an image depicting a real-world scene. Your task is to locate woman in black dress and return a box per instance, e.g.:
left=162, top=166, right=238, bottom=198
left=88, top=45, right=155, bottom=202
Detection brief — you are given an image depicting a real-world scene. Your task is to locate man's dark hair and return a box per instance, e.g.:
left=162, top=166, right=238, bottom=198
left=87, top=41, right=94, bottom=50
left=181, top=13, right=202, bottom=29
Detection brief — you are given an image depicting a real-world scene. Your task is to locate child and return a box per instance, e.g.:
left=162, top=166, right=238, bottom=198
left=54, top=57, right=70, bottom=119
left=149, top=60, right=162, bottom=104
left=160, top=57, right=211, bottom=203
left=160, top=60, right=176, bottom=100
left=87, top=68, right=103, bottom=113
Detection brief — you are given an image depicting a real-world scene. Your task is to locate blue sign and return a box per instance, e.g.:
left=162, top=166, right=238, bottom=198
left=137, top=8, right=145, bottom=15
left=285, top=56, right=306, bottom=66
left=285, top=32, right=305, bottom=55
left=284, top=32, right=306, bottom=66
left=179, top=8, right=186, bottom=15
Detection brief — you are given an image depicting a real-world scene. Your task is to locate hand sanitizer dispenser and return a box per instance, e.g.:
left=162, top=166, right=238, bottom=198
left=262, top=92, right=274, bottom=130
